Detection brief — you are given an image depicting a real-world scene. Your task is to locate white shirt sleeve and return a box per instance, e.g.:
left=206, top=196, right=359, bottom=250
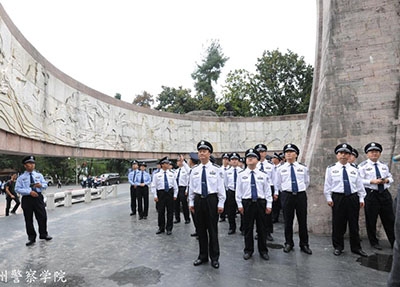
left=236, top=173, right=243, bottom=209
left=323, top=167, right=333, bottom=202
left=217, top=168, right=226, bottom=209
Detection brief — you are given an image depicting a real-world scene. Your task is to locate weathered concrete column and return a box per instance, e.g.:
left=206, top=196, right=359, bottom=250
left=46, top=193, right=55, bottom=210
left=111, top=185, right=118, bottom=198
left=301, top=0, right=400, bottom=234
left=84, top=188, right=91, bottom=203
left=64, top=190, right=72, bottom=207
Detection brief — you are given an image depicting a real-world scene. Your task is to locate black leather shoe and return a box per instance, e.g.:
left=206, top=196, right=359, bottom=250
left=130, top=213, right=136, bottom=216
left=333, top=249, right=342, bottom=256
left=139, top=216, right=144, bottom=220
left=174, top=220, right=180, bottom=224
left=26, top=240, right=35, bottom=246
left=185, top=220, right=191, bottom=224
left=372, top=244, right=382, bottom=250
left=228, top=229, right=236, bottom=235
left=260, top=252, right=269, bottom=260
left=283, top=244, right=293, bottom=253
left=166, top=231, right=172, bottom=235
left=243, top=253, right=252, bottom=260
left=266, top=233, right=274, bottom=242
left=211, top=261, right=219, bottom=269
left=39, top=235, right=52, bottom=241
left=143, top=216, right=147, bottom=220
left=156, top=230, right=165, bottom=235
left=352, top=249, right=368, bottom=257
left=300, top=246, right=312, bottom=255
left=190, top=233, right=198, bottom=237
left=193, top=259, right=208, bottom=266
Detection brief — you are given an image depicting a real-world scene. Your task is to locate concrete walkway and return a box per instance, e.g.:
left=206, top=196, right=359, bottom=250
left=0, top=183, right=392, bottom=286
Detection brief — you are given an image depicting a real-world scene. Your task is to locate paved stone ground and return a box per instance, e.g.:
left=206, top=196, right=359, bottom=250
left=0, top=183, right=393, bottom=286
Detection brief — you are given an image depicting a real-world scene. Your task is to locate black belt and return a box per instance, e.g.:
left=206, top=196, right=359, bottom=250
left=332, top=192, right=356, bottom=197
left=195, top=193, right=217, bottom=199
left=227, top=189, right=235, bottom=192
left=283, top=190, right=305, bottom=195
left=365, top=188, right=387, bottom=194
left=158, top=188, right=173, bottom=192
left=242, top=198, right=266, bottom=203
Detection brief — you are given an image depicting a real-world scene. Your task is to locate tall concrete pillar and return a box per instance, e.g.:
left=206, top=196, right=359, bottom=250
left=301, top=0, right=400, bottom=234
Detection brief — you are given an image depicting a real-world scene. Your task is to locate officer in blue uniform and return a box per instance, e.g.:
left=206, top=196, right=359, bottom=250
left=134, top=162, right=151, bottom=220
left=15, top=156, right=52, bottom=246
left=128, top=160, right=139, bottom=216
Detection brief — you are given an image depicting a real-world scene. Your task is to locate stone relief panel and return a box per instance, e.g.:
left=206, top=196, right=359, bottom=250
left=0, top=16, right=306, bottom=154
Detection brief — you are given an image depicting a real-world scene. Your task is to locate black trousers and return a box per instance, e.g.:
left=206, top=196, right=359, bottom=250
left=272, top=192, right=282, bottom=222
left=331, top=193, right=361, bottom=251
left=137, top=185, right=149, bottom=217
left=194, top=193, right=219, bottom=261
left=365, top=189, right=395, bottom=247
left=130, top=185, right=137, bottom=214
left=21, top=193, right=48, bottom=240
left=261, top=186, right=274, bottom=234
left=243, top=199, right=268, bottom=254
left=5, top=195, right=20, bottom=215
left=227, top=189, right=238, bottom=231
left=174, top=186, right=190, bottom=221
left=157, top=189, right=174, bottom=231
left=281, top=191, right=309, bottom=247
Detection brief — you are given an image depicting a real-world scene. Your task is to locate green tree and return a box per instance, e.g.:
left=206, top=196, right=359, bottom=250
left=251, top=49, right=313, bottom=116
left=191, top=40, right=229, bottom=111
left=217, top=69, right=254, bottom=117
left=133, top=91, right=154, bottom=107
left=155, top=86, right=197, bottom=114
left=114, top=93, right=122, bottom=100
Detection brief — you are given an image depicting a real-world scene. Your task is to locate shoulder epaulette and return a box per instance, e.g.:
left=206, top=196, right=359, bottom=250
left=213, top=163, right=221, bottom=168
left=299, top=162, right=307, bottom=167
left=359, top=160, right=368, bottom=167
left=259, top=169, right=268, bottom=174
left=328, top=163, right=336, bottom=168
left=350, top=163, right=358, bottom=168
left=192, top=164, right=199, bottom=169
left=238, top=169, right=245, bottom=174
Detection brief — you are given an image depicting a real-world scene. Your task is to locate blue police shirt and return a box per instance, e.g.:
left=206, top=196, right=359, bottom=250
left=134, top=171, right=151, bottom=185
left=15, top=171, right=48, bottom=196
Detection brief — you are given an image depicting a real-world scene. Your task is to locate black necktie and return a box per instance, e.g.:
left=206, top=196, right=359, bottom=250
left=374, top=163, right=385, bottom=192
left=30, top=173, right=37, bottom=192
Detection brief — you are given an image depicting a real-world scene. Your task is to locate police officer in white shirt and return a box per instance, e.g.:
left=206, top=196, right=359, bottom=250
left=151, top=157, right=178, bottom=235
left=189, top=140, right=226, bottom=269
left=219, top=153, right=231, bottom=222
left=271, top=153, right=284, bottom=223
left=224, top=152, right=243, bottom=234
left=236, top=148, right=272, bottom=261
left=324, top=143, right=367, bottom=257
left=349, top=148, right=359, bottom=167
left=358, top=142, right=395, bottom=250
left=255, top=144, right=275, bottom=241
left=275, top=144, right=312, bottom=255
left=174, top=155, right=191, bottom=224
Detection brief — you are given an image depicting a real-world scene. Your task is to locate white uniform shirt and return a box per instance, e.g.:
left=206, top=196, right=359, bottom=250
left=188, top=161, right=226, bottom=208
left=151, top=169, right=178, bottom=198
left=358, top=159, right=393, bottom=190
left=175, top=166, right=190, bottom=187
left=323, top=162, right=366, bottom=203
left=257, top=159, right=275, bottom=186
left=275, top=162, right=310, bottom=195
left=224, top=166, right=243, bottom=191
left=235, top=168, right=273, bottom=209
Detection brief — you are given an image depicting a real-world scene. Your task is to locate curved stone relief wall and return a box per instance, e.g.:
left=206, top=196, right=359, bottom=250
left=0, top=4, right=306, bottom=157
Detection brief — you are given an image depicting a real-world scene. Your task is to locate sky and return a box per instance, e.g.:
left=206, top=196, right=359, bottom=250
left=1, top=0, right=317, bottom=105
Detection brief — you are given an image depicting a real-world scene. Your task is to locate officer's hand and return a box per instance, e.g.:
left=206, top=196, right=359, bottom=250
left=140, top=183, right=145, bottom=187
left=327, top=201, right=334, bottom=207
left=185, top=192, right=188, bottom=196
left=11, top=195, right=15, bottom=199
left=266, top=208, right=272, bottom=214
left=218, top=207, right=224, bottom=214
left=239, top=207, right=244, bottom=215
left=30, top=191, right=38, bottom=197
left=134, top=185, right=137, bottom=188
left=360, top=202, right=365, bottom=208
left=154, top=197, right=158, bottom=202
left=33, top=183, right=42, bottom=188
left=370, top=179, right=381, bottom=184
left=382, top=178, right=389, bottom=184
left=189, top=206, right=195, bottom=213
left=173, top=197, right=177, bottom=201
left=273, top=195, right=278, bottom=201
